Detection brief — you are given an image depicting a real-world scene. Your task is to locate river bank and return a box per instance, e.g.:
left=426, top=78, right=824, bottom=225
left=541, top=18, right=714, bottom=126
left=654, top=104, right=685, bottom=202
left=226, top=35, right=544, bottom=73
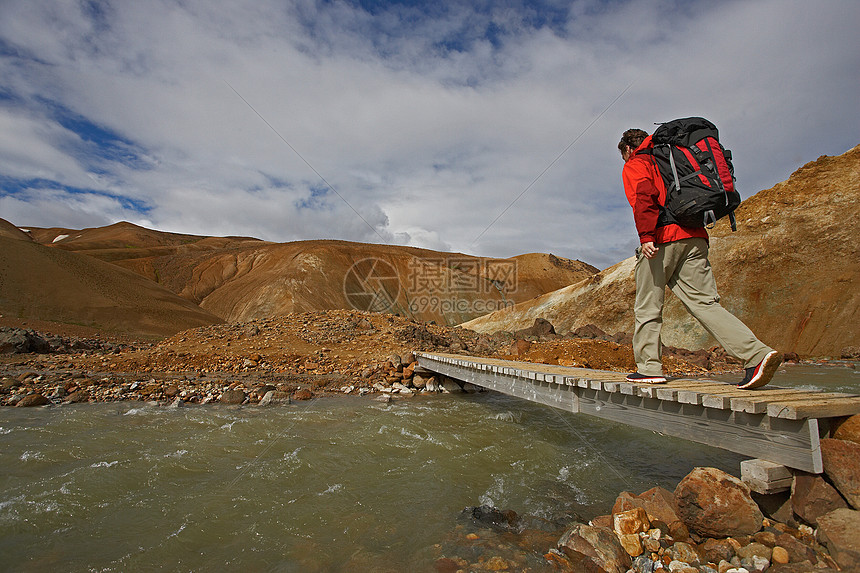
left=2, top=310, right=855, bottom=408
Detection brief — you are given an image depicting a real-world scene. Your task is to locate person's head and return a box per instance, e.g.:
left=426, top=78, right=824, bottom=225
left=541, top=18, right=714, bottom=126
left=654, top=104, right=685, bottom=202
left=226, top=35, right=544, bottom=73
left=618, top=128, right=648, bottom=162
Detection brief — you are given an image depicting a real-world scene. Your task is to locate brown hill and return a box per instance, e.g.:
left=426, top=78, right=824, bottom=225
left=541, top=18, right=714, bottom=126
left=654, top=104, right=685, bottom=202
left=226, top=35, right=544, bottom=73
left=26, top=222, right=597, bottom=326
left=0, top=219, right=33, bottom=242
left=463, top=144, right=860, bottom=358
left=0, top=235, right=222, bottom=338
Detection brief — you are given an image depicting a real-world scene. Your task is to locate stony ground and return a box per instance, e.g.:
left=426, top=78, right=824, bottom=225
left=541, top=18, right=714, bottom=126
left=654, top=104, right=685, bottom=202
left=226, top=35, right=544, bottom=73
left=2, top=309, right=749, bottom=407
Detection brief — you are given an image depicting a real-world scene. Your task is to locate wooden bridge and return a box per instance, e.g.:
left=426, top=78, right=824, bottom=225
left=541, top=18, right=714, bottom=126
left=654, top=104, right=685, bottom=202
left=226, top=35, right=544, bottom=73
left=415, top=352, right=860, bottom=490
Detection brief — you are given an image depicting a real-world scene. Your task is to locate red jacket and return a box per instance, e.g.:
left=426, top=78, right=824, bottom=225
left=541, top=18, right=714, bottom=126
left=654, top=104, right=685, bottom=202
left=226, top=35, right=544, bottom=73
left=622, top=135, right=708, bottom=245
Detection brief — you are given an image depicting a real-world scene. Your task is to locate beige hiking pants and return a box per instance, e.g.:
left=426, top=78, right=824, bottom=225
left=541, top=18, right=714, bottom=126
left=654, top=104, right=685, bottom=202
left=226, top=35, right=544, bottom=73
left=633, top=237, right=773, bottom=376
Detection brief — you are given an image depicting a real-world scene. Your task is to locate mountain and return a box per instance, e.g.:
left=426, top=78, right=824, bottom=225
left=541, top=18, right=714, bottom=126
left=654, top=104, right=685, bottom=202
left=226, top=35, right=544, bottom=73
left=463, top=144, right=860, bottom=357
left=15, top=221, right=597, bottom=329
left=0, top=235, right=222, bottom=338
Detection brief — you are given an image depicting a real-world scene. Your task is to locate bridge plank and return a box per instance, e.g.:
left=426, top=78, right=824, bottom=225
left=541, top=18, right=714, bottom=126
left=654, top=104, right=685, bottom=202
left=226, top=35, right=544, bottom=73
left=414, top=352, right=858, bottom=472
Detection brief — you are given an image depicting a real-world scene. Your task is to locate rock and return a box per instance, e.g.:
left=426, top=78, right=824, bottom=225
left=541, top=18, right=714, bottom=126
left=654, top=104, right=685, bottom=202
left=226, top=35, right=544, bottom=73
left=570, top=324, right=608, bottom=339
left=774, top=532, right=816, bottom=564
left=619, top=533, right=643, bottom=557
left=15, top=393, right=49, bottom=407
left=439, top=379, right=462, bottom=393
left=1, top=377, right=21, bottom=392
left=514, top=318, right=556, bottom=338
left=630, top=555, right=660, bottom=573
left=388, top=354, right=402, bottom=366
left=412, top=375, right=427, bottom=389
left=815, top=508, right=860, bottom=570
left=669, top=541, right=700, bottom=566
left=613, top=507, right=650, bottom=536
left=674, top=467, right=763, bottom=538
left=292, top=389, right=313, bottom=401
left=65, top=389, right=89, bottom=403
left=832, top=414, right=860, bottom=444
left=259, top=390, right=275, bottom=406
left=557, top=524, right=631, bottom=573
left=771, top=546, right=789, bottom=564
left=736, top=541, right=771, bottom=562
left=791, top=471, right=848, bottom=525
left=613, top=487, right=689, bottom=540
left=508, top=339, right=531, bottom=356
left=700, top=538, right=736, bottom=564
left=219, top=388, right=246, bottom=404
left=820, top=438, right=860, bottom=509
left=460, top=505, right=518, bottom=533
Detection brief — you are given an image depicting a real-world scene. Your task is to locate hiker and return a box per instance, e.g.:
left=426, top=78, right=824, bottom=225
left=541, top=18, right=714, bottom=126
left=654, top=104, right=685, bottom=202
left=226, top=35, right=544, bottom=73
left=618, top=127, right=781, bottom=388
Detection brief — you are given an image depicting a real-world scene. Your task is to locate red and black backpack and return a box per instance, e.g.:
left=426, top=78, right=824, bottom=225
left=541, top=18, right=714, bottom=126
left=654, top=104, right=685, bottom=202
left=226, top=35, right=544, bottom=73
left=637, top=117, right=740, bottom=231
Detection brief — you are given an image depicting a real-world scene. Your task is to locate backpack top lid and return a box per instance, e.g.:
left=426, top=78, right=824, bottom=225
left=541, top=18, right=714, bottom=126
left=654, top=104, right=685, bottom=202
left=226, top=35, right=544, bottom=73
left=652, top=117, right=719, bottom=148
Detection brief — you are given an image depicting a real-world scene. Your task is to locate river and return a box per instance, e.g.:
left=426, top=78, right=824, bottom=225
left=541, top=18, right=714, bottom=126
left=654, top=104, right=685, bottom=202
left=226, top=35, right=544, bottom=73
left=1, top=363, right=857, bottom=571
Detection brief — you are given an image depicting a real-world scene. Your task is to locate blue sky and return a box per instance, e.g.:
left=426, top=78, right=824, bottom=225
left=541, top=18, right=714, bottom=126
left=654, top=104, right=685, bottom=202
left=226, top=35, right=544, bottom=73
left=1, top=0, right=858, bottom=269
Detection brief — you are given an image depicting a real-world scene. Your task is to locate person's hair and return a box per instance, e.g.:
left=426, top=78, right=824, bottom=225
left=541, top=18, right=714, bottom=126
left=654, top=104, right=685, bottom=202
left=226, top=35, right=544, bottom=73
left=618, top=128, right=649, bottom=153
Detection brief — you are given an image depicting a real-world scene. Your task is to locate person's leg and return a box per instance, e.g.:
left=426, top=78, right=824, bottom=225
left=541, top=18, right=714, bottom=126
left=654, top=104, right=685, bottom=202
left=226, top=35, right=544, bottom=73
left=633, top=245, right=680, bottom=377
left=667, top=238, right=773, bottom=367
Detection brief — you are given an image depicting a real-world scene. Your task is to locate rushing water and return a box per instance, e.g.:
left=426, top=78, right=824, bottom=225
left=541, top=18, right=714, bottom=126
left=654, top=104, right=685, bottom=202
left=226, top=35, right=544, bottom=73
left=1, top=364, right=857, bottom=572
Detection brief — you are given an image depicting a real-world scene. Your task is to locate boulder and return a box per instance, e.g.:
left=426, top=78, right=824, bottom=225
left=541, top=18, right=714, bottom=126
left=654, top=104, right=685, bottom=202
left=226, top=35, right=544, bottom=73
left=832, top=414, right=860, bottom=444
left=820, top=438, right=860, bottom=509
left=459, top=505, right=518, bottom=533
left=557, top=524, right=631, bottom=573
left=791, top=472, right=848, bottom=525
left=570, top=324, right=608, bottom=340
left=674, top=467, right=763, bottom=538
left=15, top=393, right=49, bottom=407
left=816, top=508, right=860, bottom=570
left=613, top=487, right=689, bottom=540
left=508, top=339, right=531, bottom=356
left=613, top=507, right=650, bottom=536
left=515, top=318, right=556, bottom=338
left=219, top=388, right=246, bottom=404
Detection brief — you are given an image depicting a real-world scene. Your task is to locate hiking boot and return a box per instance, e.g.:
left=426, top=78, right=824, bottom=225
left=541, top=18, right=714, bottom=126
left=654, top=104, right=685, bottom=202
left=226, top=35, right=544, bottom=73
left=626, top=372, right=667, bottom=384
left=738, top=350, right=782, bottom=389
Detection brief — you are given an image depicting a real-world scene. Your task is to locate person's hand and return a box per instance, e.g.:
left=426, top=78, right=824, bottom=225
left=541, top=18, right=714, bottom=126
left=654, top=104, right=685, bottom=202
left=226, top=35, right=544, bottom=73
left=641, top=241, right=658, bottom=259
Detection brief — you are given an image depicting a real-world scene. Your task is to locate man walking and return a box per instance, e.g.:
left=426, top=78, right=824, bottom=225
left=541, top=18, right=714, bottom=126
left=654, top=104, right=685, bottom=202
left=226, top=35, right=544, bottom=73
left=618, top=127, right=781, bottom=388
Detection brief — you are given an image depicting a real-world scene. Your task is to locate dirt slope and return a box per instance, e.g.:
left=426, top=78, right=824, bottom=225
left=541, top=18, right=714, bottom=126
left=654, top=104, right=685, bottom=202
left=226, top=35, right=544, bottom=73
left=0, top=219, right=33, bottom=242
left=25, top=222, right=597, bottom=326
left=463, top=144, right=860, bottom=357
left=0, top=235, right=222, bottom=338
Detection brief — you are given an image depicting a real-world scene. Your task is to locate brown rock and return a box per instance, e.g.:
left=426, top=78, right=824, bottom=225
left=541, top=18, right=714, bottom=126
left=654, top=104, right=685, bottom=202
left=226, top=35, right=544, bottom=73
left=164, top=385, right=180, bottom=398
left=699, top=538, right=736, bottom=564
left=613, top=507, right=650, bottom=536
left=509, top=339, right=531, bottom=356
left=613, top=487, right=689, bottom=540
left=65, top=390, right=89, bottom=403
left=16, top=393, right=49, bottom=407
left=791, top=471, right=848, bottom=525
left=219, top=388, right=246, bottom=404
left=674, top=467, right=763, bottom=538
left=775, top=532, right=816, bottom=563
left=618, top=533, right=643, bottom=557
left=557, top=524, right=631, bottom=573
left=816, top=508, right=860, bottom=570
left=820, top=438, right=860, bottom=509
left=833, top=414, right=860, bottom=445
left=772, top=545, right=789, bottom=564
left=292, top=389, right=313, bottom=401
left=570, top=324, right=607, bottom=339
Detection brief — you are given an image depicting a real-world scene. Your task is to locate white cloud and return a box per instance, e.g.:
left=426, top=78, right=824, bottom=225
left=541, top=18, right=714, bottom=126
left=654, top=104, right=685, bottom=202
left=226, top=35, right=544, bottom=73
left=0, top=0, right=858, bottom=270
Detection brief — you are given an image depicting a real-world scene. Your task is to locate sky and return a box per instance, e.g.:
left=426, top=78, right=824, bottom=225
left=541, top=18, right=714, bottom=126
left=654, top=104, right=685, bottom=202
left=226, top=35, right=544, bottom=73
left=1, top=0, right=858, bottom=269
